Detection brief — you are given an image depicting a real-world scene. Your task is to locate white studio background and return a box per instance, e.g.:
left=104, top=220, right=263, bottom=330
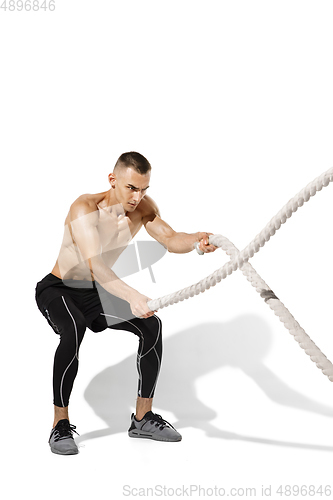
left=1, top=1, right=333, bottom=499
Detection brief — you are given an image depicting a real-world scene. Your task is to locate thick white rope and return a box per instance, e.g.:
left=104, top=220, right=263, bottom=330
left=216, top=235, right=333, bottom=382
left=148, top=166, right=333, bottom=311
left=146, top=166, right=333, bottom=381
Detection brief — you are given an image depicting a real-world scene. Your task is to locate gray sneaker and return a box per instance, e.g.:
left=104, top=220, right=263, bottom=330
left=49, top=419, right=79, bottom=455
left=128, top=411, right=182, bottom=442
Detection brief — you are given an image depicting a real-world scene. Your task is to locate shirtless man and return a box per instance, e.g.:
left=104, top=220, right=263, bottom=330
left=35, top=151, right=217, bottom=455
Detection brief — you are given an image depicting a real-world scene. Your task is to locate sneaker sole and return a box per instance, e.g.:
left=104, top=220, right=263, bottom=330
left=49, top=446, right=79, bottom=455
left=128, top=429, right=182, bottom=442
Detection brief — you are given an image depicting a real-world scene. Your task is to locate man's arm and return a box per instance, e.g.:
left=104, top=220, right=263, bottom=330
left=69, top=201, right=156, bottom=318
left=142, top=201, right=217, bottom=254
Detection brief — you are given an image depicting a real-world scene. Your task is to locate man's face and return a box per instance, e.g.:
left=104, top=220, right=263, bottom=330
left=111, top=167, right=151, bottom=212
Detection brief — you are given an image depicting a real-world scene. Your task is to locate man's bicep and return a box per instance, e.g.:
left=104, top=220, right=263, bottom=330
left=144, top=214, right=176, bottom=248
left=69, top=208, right=102, bottom=262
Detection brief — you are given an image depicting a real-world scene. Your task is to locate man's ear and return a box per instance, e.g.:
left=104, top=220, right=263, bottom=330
left=108, top=172, right=116, bottom=188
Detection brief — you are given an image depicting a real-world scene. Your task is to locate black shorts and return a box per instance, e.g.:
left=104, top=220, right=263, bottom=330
left=35, top=273, right=163, bottom=405
left=35, top=273, right=137, bottom=332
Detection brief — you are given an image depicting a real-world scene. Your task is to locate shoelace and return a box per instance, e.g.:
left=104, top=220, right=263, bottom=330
left=149, top=413, right=176, bottom=431
left=53, top=422, right=79, bottom=442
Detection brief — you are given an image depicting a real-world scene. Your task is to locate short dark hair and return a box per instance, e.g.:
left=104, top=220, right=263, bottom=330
left=114, top=151, right=151, bottom=175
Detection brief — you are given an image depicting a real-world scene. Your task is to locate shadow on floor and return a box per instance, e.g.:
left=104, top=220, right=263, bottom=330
left=76, top=314, right=333, bottom=452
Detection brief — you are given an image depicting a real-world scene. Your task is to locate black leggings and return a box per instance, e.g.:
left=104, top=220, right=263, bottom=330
left=35, top=275, right=162, bottom=407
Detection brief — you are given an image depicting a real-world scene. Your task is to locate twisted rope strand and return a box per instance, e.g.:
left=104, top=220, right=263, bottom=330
left=148, top=166, right=333, bottom=311
left=218, top=235, right=333, bottom=382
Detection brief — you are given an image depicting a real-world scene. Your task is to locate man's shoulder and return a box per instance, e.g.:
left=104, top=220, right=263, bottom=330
left=138, top=195, right=161, bottom=218
left=69, top=194, right=99, bottom=220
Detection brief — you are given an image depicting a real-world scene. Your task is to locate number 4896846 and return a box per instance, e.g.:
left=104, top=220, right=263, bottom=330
left=0, top=0, right=55, bottom=11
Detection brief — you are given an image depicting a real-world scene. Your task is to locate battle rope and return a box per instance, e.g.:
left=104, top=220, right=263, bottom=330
left=215, top=235, right=333, bottom=382
left=147, top=166, right=333, bottom=381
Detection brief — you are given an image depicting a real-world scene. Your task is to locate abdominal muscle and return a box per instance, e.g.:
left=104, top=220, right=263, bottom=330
left=52, top=245, right=128, bottom=281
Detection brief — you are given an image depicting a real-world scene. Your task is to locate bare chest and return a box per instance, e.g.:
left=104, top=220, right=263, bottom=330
left=96, top=205, right=142, bottom=251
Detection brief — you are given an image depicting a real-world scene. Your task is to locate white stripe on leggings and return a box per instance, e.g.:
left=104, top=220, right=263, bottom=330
left=100, top=313, right=161, bottom=399
left=100, top=313, right=145, bottom=395
left=59, top=296, right=79, bottom=407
